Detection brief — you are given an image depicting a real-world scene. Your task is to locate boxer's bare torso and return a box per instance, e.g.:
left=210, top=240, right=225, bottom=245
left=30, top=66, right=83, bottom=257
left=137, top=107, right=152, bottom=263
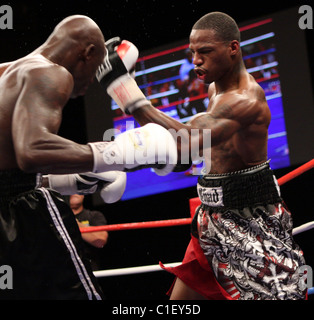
left=193, top=74, right=270, bottom=173
left=0, top=16, right=105, bottom=174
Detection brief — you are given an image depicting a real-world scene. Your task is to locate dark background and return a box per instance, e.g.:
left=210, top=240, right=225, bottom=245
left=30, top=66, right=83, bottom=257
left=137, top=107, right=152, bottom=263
left=1, top=0, right=313, bottom=300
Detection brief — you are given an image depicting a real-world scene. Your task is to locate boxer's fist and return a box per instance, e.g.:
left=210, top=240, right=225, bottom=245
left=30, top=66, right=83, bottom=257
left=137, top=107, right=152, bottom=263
left=84, top=171, right=127, bottom=203
left=96, top=37, right=138, bottom=90
left=96, top=37, right=148, bottom=114
left=46, top=171, right=127, bottom=203
left=88, top=123, right=178, bottom=176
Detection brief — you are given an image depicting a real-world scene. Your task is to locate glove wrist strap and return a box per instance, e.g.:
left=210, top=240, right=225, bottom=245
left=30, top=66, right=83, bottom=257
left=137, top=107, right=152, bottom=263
left=107, top=74, right=149, bottom=113
left=88, top=142, right=124, bottom=173
left=46, top=174, right=77, bottom=195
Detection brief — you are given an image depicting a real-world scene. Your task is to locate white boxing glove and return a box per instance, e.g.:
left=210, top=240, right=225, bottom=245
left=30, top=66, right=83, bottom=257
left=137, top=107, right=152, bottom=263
left=45, top=171, right=126, bottom=204
left=88, top=123, right=178, bottom=176
left=96, top=37, right=149, bottom=114
left=95, top=171, right=127, bottom=203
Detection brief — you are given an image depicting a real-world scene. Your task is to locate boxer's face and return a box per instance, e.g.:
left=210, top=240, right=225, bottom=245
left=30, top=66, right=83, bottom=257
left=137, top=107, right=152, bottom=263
left=189, top=29, right=235, bottom=85
left=71, top=46, right=105, bottom=98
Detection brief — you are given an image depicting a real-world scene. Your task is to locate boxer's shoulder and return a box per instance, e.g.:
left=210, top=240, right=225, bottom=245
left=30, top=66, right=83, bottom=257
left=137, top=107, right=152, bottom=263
left=23, top=55, right=70, bottom=80
left=13, top=54, right=73, bottom=94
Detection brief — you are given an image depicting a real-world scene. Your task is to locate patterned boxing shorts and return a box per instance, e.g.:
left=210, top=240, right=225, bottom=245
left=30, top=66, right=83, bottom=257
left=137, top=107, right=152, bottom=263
left=163, top=162, right=307, bottom=300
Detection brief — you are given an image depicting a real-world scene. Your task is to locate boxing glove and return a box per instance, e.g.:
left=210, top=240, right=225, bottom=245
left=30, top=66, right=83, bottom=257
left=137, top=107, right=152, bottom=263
left=88, top=123, right=178, bottom=176
left=45, top=171, right=127, bottom=203
left=96, top=37, right=149, bottom=114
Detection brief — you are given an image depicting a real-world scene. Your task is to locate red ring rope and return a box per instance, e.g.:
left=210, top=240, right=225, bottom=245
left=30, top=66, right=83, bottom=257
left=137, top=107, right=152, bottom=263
left=277, top=159, right=314, bottom=186
left=80, top=159, right=313, bottom=233
left=80, top=218, right=192, bottom=233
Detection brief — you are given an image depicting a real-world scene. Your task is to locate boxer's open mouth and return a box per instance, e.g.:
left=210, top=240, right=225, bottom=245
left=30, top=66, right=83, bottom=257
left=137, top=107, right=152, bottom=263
left=194, top=67, right=206, bottom=80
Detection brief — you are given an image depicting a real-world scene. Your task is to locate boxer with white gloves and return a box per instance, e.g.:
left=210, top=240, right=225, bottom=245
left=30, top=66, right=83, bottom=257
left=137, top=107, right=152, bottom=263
left=0, top=16, right=110, bottom=300
left=0, top=15, right=179, bottom=300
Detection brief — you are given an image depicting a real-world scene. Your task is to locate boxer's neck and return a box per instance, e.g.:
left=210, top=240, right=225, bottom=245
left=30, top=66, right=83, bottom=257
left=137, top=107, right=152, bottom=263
left=33, top=38, right=81, bottom=73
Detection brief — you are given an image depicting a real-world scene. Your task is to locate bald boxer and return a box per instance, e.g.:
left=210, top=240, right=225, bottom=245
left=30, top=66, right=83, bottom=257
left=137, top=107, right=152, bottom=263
left=97, top=12, right=306, bottom=300
left=0, top=15, right=177, bottom=300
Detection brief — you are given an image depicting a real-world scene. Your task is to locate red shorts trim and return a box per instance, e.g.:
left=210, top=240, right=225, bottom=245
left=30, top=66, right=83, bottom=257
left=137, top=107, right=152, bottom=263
left=160, top=235, right=234, bottom=300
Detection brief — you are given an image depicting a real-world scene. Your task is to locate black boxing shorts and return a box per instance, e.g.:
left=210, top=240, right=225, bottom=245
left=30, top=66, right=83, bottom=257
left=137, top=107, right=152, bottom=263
left=0, top=169, right=103, bottom=300
left=162, top=161, right=306, bottom=300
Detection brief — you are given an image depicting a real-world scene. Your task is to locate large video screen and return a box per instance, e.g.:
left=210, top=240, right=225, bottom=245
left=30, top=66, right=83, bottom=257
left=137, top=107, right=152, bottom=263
left=111, top=16, right=297, bottom=201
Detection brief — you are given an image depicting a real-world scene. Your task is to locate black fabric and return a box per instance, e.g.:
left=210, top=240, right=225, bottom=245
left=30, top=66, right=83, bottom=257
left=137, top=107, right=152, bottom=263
left=197, top=163, right=282, bottom=210
left=0, top=169, right=38, bottom=197
left=0, top=169, right=103, bottom=300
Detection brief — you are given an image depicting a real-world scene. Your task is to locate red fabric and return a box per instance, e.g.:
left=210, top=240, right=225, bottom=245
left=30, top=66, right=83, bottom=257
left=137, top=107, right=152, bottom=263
left=160, top=236, right=233, bottom=300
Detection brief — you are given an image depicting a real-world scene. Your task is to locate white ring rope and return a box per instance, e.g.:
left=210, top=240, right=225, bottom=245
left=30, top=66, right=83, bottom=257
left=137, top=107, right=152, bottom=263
left=292, top=221, right=314, bottom=235
left=94, top=262, right=180, bottom=278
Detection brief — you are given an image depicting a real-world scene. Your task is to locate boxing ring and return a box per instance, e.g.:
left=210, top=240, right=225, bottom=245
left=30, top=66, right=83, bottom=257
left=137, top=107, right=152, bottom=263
left=80, top=159, right=314, bottom=297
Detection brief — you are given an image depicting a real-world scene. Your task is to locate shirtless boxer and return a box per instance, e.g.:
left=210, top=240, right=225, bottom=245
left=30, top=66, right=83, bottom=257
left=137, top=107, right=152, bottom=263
left=0, top=15, right=177, bottom=299
left=97, top=12, right=306, bottom=300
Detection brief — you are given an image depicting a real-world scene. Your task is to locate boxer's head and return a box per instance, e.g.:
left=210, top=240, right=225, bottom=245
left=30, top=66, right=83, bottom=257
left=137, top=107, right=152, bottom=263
left=42, top=15, right=106, bottom=98
left=189, top=12, right=241, bottom=85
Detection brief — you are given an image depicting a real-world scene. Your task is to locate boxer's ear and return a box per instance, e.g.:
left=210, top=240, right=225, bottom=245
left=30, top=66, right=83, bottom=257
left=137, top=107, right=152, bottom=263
left=83, top=44, right=96, bottom=61
left=229, top=40, right=240, bottom=56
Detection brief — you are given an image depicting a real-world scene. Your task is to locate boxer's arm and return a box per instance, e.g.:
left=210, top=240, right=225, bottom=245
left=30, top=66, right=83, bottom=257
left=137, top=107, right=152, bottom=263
left=12, top=66, right=94, bottom=174
left=101, top=39, right=267, bottom=160
left=12, top=65, right=176, bottom=176
left=132, top=91, right=264, bottom=153
left=191, top=93, right=267, bottom=146
left=98, top=39, right=258, bottom=160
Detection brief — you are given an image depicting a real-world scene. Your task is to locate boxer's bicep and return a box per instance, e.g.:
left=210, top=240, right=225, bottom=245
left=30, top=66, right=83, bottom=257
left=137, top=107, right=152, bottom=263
left=12, top=69, right=78, bottom=172
left=190, top=97, right=261, bottom=146
left=13, top=76, right=64, bottom=145
left=209, top=104, right=242, bottom=145
left=189, top=106, right=241, bottom=146
left=15, top=68, right=72, bottom=134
